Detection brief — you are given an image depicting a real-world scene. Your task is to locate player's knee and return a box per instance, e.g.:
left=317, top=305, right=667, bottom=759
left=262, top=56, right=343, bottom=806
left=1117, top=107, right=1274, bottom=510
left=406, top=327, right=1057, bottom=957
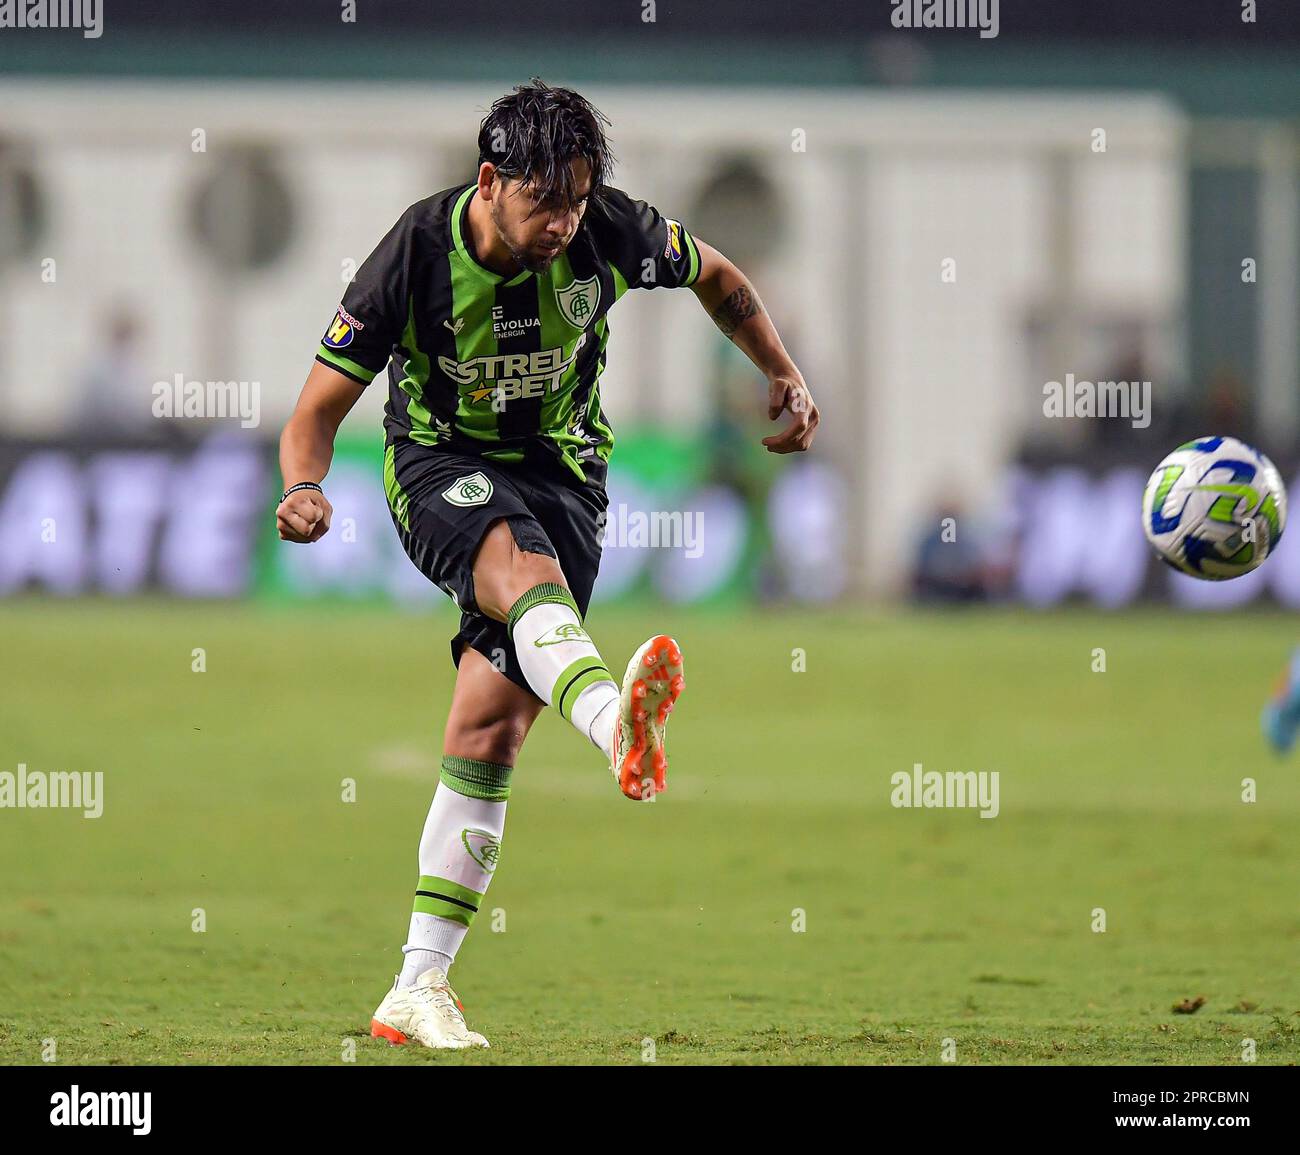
left=444, top=714, right=530, bottom=766
left=510, top=548, right=566, bottom=597
left=472, top=519, right=566, bottom=620
left=489, top=554, right=567, bottom=621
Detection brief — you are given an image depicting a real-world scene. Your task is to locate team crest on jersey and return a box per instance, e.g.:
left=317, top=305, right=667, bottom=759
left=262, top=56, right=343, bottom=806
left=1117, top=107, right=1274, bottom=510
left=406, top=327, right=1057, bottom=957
left=323, top=305, right=363, bottom=350
left=664, top=219, right=684, bottom=263
left=556, top=275, right=601, bottom=329
left=461, top=827, right=500, bottom=872
left=442, top=471, right=494, bottom=507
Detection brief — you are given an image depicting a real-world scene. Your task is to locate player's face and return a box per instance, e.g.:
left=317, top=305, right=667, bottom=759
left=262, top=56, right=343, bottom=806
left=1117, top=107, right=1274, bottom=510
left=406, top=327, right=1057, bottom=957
left=491, top=158, right=593, bottom=273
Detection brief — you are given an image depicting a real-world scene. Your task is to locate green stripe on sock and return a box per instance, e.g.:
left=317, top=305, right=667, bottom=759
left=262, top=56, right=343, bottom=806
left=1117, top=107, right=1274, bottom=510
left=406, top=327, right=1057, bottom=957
left=440, top=754, right=513, bottom=802
left=553, top=656, right=614, bottom=721
left=413, top=874, right=484, bottom=927
left=506, top=581, right=579, bottom=640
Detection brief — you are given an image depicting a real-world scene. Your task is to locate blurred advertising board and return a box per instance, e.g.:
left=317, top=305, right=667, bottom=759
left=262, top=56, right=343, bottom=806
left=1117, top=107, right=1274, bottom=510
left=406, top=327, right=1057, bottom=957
left=0, top=432, right=849, bottom=606
left=10, top=433, right=1294, bottom=608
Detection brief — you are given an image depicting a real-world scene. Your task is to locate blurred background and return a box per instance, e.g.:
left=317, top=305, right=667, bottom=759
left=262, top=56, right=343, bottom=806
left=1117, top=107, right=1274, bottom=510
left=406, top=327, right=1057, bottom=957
left=1, top=0, right=1299, bottom=612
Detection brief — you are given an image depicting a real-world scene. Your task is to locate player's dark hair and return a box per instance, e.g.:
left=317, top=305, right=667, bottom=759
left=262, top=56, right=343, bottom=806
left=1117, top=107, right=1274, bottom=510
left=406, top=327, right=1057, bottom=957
left=478, top=79, right=614, bottom=210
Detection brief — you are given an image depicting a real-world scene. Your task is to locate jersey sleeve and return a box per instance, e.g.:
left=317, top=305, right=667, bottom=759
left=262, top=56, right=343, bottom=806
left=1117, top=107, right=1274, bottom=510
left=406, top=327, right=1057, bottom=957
left=314, top=205, right=416, bottom=384
left=589, top=185, right=702, bottom=292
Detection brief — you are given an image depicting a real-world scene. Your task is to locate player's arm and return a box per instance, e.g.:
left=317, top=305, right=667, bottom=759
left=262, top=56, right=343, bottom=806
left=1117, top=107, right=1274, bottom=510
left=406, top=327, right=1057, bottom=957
left=689, top=239, right=820, bottom=454
left=276, top=362, right=366, bottom=543
left=281, top=200, right=415, bottom=542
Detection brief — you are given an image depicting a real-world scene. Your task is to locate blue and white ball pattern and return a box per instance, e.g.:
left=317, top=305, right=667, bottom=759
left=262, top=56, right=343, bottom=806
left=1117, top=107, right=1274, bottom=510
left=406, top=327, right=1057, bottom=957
left=1142, top=436, right=1287, bottom=580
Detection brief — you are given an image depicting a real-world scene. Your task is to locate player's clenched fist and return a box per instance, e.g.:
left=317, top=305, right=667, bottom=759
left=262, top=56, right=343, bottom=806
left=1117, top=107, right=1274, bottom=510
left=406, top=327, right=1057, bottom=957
left=277, top=482, right=332, bottom=543
left=761, top=375, right=820, bottom=454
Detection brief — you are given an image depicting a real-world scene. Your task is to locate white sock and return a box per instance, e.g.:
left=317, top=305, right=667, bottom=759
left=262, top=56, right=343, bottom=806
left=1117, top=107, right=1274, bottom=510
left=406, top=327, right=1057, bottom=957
left=507, top=582, right=618, bottom=755
left=575, top=688, right=619, bottom=758
left=399, top=946, right=455, bottom=987
left=397, top=759, right=510, bottom=989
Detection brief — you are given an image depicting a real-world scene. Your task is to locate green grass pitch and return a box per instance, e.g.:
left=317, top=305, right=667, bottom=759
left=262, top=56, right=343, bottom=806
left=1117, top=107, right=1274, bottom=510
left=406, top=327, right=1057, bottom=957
left=1, top=600, right=1298, bottom=1065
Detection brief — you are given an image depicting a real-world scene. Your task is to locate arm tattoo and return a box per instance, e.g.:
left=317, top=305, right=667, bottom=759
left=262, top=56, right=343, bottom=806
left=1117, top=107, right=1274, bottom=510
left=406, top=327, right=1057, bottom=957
left=710, top=284, right=764, bottom=339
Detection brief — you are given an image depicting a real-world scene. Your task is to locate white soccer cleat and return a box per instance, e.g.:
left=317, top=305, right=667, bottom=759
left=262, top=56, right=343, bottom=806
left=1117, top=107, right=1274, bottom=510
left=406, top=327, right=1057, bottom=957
left=610, top=634, right=684, bottom=800
left=370, top=967, right=489, bottom=1050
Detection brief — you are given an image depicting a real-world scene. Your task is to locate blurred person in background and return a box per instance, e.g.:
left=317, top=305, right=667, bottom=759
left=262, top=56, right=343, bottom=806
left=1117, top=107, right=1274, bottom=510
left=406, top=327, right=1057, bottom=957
left=1262, top=647, right=1300, bottom=754
left=79, top=306, right=158, bottom=440
left=912, top=493, right=993, bottom=603
left=1202, top=366, right=1257, bottom=448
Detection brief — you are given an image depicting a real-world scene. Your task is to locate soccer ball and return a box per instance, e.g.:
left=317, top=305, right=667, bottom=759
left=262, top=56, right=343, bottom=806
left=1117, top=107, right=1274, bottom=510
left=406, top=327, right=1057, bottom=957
left=1142, top=436, right=1287, bottom=580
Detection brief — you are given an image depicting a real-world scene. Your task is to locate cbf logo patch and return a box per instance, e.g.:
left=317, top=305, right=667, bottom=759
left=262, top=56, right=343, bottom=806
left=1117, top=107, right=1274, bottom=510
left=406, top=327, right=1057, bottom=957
left=664, top=219, right=684, bottom=263
left=461, top=828, right=500, bottom=873
left=323, top=306, right=364, bottom=349
left=556, top=275, right=601, bottom=329
left=442, top=471, right=493, bottom=507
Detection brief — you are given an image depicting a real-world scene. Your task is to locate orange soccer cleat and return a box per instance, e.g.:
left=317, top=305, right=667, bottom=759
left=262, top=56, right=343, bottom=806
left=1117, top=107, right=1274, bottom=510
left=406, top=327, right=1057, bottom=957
left=610, top=634, right=685, bottom=800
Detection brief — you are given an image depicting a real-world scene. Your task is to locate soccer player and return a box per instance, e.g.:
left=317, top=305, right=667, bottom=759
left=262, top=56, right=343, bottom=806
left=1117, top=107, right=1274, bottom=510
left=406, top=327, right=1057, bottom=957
left=1262, top=647, right=1300, bottom=754
left=276, top=81, right=820, bottom=1049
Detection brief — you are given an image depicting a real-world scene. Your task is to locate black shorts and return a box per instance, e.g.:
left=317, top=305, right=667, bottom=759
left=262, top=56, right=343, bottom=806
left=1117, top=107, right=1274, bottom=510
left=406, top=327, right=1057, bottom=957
left=384, top=438, right=609, bottom=701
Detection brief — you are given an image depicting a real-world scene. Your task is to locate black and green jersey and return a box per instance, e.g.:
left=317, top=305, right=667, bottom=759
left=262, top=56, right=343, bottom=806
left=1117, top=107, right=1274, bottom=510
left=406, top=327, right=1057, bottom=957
left=315, top=183, right=702, bottom=486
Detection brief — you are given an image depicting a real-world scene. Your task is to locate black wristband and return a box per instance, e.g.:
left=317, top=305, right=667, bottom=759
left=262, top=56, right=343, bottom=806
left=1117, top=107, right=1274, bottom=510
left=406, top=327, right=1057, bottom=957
left=280, top=481, right=324, bottom=503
